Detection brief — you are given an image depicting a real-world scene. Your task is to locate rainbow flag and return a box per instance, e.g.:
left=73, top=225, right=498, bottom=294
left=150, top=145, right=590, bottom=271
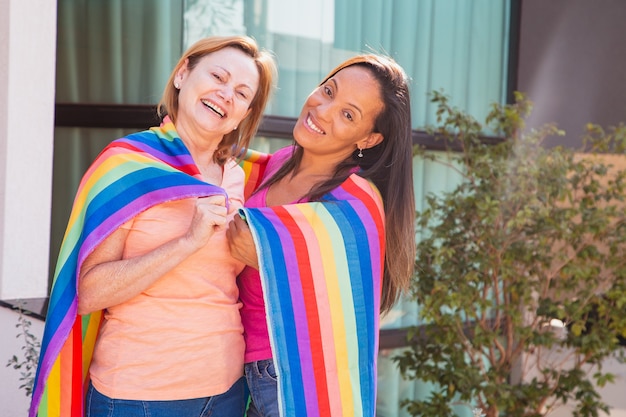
left=241, top=171, right=385, bottom=417
left=239, top=148, right=271, bottom=200
left=29, top=119, right=226, bottom=417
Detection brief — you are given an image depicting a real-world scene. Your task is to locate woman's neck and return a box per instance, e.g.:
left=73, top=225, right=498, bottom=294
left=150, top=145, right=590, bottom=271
left=175, top=118, right=223, bottom=184
left=265, top=169, right=328, bottom=206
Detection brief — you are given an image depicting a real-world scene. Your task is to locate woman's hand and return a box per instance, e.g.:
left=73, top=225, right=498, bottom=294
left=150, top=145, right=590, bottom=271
left=184, top=195, right=228, bottom=249
left=226, top=214, right=260, bottom=269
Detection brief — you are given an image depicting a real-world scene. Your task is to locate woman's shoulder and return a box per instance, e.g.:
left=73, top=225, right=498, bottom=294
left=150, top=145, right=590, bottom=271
left=265, top=145, right=294, bottom=174
left=269, top=146, right=294, bottom=165
left=225, top=157, right=244, bottom=174
left=347, top=172, right=377, bottom=191
left=345, top=173, right=383, bottom=204
left=223, top=158, right=245, bottom=196
left=273, top=145, right=295, bottom=158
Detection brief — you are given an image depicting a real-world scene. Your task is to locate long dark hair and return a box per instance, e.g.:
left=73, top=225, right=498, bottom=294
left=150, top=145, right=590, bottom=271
left=260, top=54, right=416, bottom=314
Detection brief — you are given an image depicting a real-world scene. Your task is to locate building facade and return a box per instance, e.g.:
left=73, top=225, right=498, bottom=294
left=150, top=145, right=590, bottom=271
left=2, top=0, right=625, bottom=416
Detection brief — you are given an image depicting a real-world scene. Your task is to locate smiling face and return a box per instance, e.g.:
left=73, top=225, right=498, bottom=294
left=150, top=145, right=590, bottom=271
left=293, top=65, right=384, bottom=163
left=174, top=47, right=260, bottom=143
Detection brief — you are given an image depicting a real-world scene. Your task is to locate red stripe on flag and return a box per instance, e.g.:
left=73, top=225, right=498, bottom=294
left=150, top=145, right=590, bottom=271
left=71, top=318, right=83, bottom=416
left=273, top=206, right=331, bottom=416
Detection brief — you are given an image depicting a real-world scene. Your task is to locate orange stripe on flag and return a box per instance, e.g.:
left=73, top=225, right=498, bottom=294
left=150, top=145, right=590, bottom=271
left=59, top=328, right=73, bottom=416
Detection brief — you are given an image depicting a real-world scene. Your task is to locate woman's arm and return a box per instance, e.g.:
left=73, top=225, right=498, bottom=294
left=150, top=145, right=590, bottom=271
left=78, top=196, right=227, bottom=314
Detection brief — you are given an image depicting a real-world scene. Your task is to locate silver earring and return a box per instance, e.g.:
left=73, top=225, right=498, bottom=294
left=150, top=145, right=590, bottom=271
left=174, top=82, right=180, bottom=89
left=233, top=126, right=238, bottom=131
left=358, top=147, right=363, bottom=158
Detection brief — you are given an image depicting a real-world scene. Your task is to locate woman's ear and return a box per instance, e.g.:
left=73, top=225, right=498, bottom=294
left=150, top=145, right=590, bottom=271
left=358, top=132, right=384, bottom=150
left=176, top=58, right=190, bottom=83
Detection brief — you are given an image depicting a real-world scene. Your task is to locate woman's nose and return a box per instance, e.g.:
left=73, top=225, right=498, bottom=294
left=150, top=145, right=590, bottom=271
left=217, top=85, right=234, bottom=102
left=316, top=102, right=334, bottom=121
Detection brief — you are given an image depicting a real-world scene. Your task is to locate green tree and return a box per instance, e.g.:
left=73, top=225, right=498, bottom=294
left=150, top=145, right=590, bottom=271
left=395, top=91, right=626, bottom=417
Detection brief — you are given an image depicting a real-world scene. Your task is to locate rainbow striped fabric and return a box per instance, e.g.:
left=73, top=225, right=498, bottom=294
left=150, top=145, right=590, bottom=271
left=239, top=148, right=271, bottom=200
left=240, top=166, right=385, bottom=417
left=29, top=119, right=226, bottom=417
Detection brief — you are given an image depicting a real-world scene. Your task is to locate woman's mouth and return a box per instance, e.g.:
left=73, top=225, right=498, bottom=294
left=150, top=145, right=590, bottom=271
left=305, top=114, right=325, bottom=134
left=201, top=99, right=225, bottom=118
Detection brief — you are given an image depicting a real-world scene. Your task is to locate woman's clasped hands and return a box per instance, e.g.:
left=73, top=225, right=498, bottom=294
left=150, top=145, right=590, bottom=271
left=185, top=195, right=229, bottom=248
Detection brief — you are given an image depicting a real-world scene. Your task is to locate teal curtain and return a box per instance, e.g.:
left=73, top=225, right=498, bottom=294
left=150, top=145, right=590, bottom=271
left=245, top=0, right=511, bottom=129
left=51, top=0, right=184, bottom=277
left=56, top=0, right=183, bottom=104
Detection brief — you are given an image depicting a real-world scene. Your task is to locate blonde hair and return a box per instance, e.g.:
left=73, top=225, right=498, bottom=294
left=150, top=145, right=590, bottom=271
left=158, top=36, right=277, bottom=165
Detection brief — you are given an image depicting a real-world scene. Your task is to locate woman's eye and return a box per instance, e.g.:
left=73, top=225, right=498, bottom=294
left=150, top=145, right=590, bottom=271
left=212, top=73, right=223, bottom=81
left=323, top=86, right=332, bottom=96
left=344, top=111, right=354, bottom=121
left=237, top=91, right=248, bottom=99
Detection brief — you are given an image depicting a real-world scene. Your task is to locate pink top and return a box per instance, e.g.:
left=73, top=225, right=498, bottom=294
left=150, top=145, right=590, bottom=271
left=238, top=147, right=295, bottom=363
left=89, top=159, right=246, bottom=400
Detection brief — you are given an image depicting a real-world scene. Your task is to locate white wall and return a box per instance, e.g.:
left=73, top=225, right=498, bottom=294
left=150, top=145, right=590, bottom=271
left=0, top=0, right=57, bottom=299
left=523, top=344, right=626, bottom=417
left=0, top=1, right=55, bottom=410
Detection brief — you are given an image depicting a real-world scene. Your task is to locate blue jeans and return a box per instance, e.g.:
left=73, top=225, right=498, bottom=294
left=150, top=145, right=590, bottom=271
left=85, top=377, right=246, bottom=417
left=244, top=359, right=280, bottom=417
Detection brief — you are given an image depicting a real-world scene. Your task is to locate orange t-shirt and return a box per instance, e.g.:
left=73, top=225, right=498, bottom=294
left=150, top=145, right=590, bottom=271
left=89, top=160, right=245, bottom=400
